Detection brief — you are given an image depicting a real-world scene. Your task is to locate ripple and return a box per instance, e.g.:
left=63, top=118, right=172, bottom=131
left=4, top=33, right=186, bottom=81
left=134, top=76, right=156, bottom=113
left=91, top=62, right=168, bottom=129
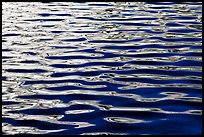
left=2, top=2, right=202, bottom=135
left=2, top=33, right=21, bottom=37
left=61, top=38, right=87, bottom=42
left=104, top=117, right=147, bottom=124
left=24, top=18, right=65, bottom=21
left=6, top=69, right=48, bottom=73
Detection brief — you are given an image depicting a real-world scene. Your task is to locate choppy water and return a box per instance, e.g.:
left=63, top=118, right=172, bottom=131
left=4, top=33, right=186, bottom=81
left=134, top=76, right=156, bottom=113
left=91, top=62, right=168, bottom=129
left=2, top=2, right=202, bottom=135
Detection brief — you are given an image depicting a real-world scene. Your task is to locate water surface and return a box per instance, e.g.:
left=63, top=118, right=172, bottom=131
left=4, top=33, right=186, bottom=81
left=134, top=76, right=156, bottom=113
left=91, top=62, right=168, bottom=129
left=2, top=2, right=202, bottom=135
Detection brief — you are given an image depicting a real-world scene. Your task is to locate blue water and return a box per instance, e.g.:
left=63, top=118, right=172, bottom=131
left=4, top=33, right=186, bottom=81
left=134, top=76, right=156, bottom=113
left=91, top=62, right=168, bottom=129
left=2, top=2, right=202, bottom=135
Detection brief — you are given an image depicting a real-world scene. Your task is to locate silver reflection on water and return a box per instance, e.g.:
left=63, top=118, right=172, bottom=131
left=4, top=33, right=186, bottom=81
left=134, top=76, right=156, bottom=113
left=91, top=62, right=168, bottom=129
left=2, top=2, right=202, bottom=135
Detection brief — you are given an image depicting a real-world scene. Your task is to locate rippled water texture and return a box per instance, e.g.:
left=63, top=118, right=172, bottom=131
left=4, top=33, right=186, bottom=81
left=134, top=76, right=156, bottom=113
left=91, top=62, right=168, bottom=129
left=2, top=2, right=202, bottom=135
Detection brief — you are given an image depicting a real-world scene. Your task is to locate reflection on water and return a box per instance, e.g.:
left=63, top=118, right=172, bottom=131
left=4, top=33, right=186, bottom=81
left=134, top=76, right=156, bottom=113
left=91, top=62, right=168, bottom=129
left=2, top=2, right=202, bottom=135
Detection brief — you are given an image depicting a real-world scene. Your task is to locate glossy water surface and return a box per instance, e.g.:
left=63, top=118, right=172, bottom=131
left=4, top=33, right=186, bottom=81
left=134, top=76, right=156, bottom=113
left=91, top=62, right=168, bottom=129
left=2, top=2, right=202, bottom=135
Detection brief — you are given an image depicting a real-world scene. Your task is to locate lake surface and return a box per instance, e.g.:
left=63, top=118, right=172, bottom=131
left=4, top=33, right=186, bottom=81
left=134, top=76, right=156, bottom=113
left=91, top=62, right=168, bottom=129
left=2, top=2, right=202, bottom=135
